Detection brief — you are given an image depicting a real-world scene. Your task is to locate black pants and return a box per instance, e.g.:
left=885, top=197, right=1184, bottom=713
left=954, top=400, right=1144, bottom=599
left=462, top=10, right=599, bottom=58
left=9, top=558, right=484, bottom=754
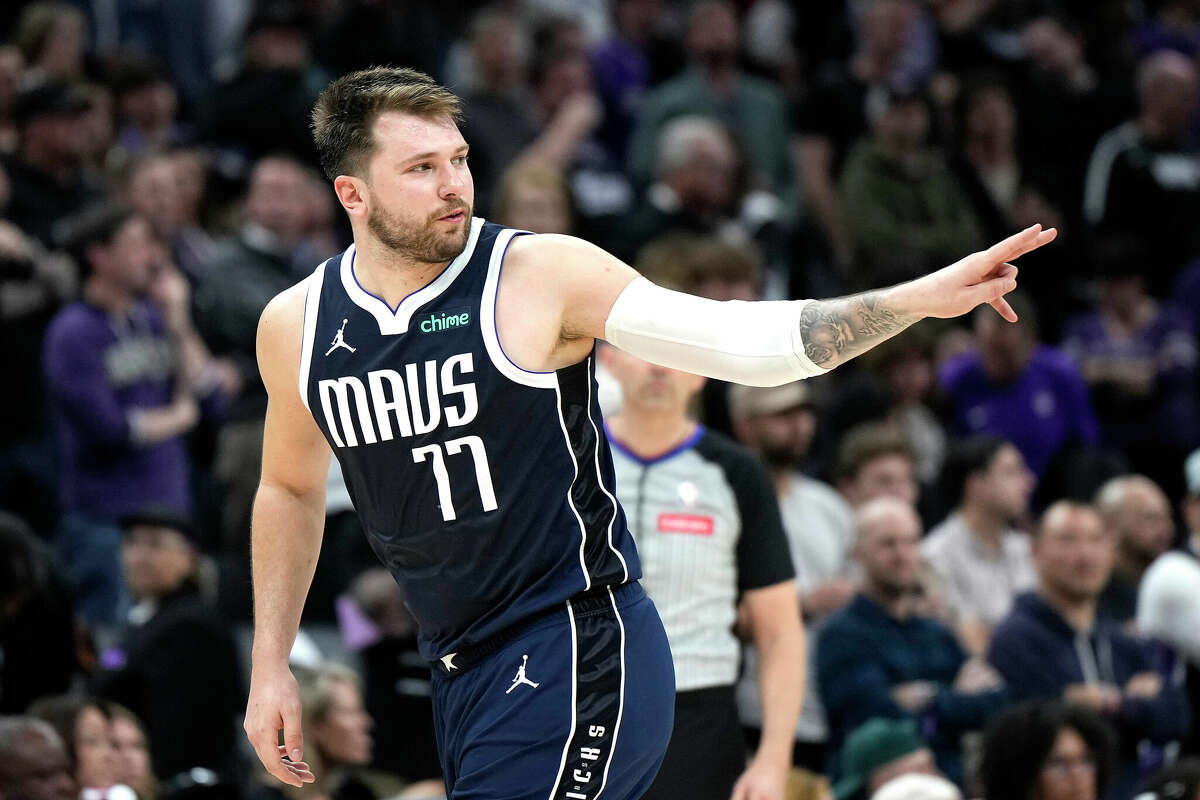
left=639, top=685, right=745, bottom=800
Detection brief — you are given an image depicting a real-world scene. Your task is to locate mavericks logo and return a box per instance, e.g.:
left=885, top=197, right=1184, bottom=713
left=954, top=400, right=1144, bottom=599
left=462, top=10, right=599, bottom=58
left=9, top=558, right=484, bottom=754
left=420, top=309, right=471, bottom=334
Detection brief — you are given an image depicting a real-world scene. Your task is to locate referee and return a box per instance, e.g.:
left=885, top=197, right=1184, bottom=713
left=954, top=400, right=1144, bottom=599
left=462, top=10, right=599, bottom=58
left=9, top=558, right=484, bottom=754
left=600, top=343, right=805, bottom=800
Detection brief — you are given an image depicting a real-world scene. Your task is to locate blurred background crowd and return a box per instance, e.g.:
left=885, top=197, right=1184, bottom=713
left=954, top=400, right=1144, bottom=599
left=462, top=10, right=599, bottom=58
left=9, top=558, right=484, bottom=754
left=3, top=1, right=1200, bottom=799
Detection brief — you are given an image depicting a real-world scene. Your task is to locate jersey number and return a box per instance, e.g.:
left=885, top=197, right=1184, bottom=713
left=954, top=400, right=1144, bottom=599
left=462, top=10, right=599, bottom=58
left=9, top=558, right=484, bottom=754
left=412, top=435, right=498, bottom=522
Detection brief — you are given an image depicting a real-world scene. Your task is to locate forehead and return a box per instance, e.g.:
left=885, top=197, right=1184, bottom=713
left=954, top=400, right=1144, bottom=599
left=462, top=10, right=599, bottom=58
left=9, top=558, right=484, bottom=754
left=370, top=112, right=466, bottom=161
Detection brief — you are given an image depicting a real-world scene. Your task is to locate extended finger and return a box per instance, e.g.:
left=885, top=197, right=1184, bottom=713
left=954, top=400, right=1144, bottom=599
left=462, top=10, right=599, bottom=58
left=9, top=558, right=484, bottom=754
left=987, top=224, right=1058, bottom=263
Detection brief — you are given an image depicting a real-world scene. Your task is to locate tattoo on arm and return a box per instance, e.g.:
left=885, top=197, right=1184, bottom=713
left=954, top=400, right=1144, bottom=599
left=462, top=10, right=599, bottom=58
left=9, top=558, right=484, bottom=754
left=798, top=291, right=920, bottom=369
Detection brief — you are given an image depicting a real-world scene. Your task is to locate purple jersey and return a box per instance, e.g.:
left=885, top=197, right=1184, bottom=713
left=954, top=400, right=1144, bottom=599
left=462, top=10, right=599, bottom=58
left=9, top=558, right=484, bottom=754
left=43, top=300, right=191, bottom=520
left=939, top=345, right=1100, bottom=477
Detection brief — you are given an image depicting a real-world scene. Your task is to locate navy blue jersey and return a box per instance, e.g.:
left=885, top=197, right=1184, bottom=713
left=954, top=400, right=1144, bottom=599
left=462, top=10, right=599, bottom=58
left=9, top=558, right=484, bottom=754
left=298, top=218, right=641, bottom=662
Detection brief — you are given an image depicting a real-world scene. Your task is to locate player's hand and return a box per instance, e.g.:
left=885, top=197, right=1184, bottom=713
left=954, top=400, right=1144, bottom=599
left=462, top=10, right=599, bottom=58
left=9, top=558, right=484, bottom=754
left=905, top=223, right=1058, bottom=323
left=729, top=755, right=787, bottom=800
left=244, top=663, right=315, bottom=787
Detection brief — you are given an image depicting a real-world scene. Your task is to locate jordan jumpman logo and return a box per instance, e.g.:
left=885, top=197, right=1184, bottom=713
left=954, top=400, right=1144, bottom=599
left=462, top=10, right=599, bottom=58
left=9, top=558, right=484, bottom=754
left=506, top=654, right=540, bottom=694
left=325, top=319, right=356, bottom=356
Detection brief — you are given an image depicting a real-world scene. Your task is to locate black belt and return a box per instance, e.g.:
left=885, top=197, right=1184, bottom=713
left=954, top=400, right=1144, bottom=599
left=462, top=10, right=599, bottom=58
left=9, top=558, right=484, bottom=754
left=434, top=582, right=640, bottom=676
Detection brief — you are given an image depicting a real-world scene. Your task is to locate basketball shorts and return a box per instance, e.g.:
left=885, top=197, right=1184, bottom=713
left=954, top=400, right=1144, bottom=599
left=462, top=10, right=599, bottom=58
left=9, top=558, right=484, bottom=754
left=431, top=582, right=675, bottom=800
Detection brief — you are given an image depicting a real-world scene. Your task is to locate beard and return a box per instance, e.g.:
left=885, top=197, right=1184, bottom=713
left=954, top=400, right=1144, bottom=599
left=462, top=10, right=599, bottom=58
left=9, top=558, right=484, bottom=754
left=368, top=199, right=472, bottom=264
left=759, top=442, right=801, bottom=469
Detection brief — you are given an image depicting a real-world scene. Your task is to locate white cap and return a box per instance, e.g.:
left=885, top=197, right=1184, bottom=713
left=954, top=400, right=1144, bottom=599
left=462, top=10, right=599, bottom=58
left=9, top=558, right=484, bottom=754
left=870, top=774, right=962, bottom=800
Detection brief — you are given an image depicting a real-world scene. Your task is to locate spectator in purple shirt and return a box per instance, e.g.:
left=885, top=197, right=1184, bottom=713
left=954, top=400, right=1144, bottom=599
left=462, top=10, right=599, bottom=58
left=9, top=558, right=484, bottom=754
left=939, top=292, right=1101, bottom=488
left=42, top=206, right=234, bottom=625
left=1061, top=237, right=1199, bottom=497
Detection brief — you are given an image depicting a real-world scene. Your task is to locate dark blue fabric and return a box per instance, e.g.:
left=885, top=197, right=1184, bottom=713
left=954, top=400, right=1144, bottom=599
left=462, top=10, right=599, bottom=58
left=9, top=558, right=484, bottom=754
left=304, top=222, right=640, bottom=663
left=432, top=584, right=674, bottom=800
left=989, top=592, right=1191, bottom=798
left=817, top=594, right=1009, bottom=783
left=988, top=592, right=1190, bottom=740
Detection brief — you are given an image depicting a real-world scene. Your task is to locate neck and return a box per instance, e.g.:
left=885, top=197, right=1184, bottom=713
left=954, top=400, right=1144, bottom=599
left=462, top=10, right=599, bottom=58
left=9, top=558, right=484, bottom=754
left=966, top=137, right=1014, bottom=169
left=698, top=61, right=737, bottom=93
left=852, top=51, right=890, bottom=83
left=960, top=504, right=1005, bottom=551
left=84, top=277, right=135, bottom=315
left=772, top=466, right=794, bottom=497
left=1115, top=549, right=1151, bottom=582
left=1039, top=584, right=1097, bottom=631
left=1192, top=530, right=1200, bottom=554
left=352, top=233, right=452, bottom=310
left=864, top=582, right=915, bottom=621
left=21, top=145, right=71, bottom=181
left=608, top=411, right=696, bottom=459
left=1139, top=112, right=1179, bottom=143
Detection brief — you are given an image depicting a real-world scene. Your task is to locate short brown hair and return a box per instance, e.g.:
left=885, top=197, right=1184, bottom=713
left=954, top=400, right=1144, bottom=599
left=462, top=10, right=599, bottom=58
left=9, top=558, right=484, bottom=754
left=635, top=234, right=760, bottom=294
left=311, top=66, right=462, bottom=181
left=834, top=422, right=915, bottom=483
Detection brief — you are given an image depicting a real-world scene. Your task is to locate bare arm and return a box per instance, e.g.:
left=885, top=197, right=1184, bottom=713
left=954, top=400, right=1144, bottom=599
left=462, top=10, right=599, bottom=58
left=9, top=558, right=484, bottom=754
left=243, top=282, right=330, bottom=788
left=500, top=224, right=1057, bottom=379
left=732, top=581, right=806, bottom=800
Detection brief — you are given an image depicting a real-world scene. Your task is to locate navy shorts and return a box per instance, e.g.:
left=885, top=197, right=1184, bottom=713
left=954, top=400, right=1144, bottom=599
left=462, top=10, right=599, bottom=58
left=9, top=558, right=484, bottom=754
left=431, top=582, right=675, bottom=800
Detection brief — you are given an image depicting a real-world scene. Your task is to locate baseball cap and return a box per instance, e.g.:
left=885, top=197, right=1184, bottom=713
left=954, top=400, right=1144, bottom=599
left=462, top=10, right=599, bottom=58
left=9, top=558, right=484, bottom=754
left=870, top=774, right=961, bottom=800
left=728, top=381, right=813, bottom=421
left=834, top=718, right=929, bottom=800
left=11, top=81, right=90, bottom=126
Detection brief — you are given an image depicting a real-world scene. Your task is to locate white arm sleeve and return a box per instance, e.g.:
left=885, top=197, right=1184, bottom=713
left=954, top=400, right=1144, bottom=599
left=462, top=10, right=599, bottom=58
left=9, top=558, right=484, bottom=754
left=603, top=277, right=830, bottom=386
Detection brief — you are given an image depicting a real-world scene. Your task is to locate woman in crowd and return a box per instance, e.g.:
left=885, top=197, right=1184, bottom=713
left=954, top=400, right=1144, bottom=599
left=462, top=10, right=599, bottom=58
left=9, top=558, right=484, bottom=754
left=109, top=705, right=155, bottom=800
left=979, top=700, right=1114, bottom=800
left=29, top=695, right=136, bottom=800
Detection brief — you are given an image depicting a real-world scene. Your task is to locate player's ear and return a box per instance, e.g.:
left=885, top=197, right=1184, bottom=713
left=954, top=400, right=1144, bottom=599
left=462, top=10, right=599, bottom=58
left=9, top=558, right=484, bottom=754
left=334, top=175, right=367, bottom=218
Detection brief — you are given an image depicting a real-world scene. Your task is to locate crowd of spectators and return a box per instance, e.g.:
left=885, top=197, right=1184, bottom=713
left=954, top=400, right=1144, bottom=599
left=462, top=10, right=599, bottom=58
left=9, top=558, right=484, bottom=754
left=3, top=1, right=1200, bottom=800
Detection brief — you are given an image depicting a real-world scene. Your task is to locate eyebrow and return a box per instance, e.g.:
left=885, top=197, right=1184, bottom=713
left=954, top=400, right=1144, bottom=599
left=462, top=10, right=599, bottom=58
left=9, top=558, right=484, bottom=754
left=406, top=145, right=470, bottom=162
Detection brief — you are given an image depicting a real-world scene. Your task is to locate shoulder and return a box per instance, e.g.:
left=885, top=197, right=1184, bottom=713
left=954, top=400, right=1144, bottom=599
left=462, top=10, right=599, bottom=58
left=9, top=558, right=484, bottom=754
left=939, top=351, right=983, bottom=389
left=256, top=273, right=320, bottom=379
left=258, top=275, right=316, bottom=342
left=1003, top=531, right=1033, bottom=559
left=1032, top=345, right=1085, bottom=380
left=921, top=518, right=958, bottom=558
left=45, top=303, right=101, bottom=354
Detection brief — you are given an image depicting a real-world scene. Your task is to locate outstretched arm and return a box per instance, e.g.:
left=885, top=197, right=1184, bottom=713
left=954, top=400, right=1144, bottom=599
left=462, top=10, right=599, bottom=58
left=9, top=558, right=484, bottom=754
left=510, top=224, right=1057, bottom=380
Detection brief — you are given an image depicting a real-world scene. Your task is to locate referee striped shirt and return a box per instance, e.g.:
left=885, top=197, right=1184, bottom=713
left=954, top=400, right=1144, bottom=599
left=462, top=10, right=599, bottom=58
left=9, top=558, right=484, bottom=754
left=606, top=423, right=795, bottom=691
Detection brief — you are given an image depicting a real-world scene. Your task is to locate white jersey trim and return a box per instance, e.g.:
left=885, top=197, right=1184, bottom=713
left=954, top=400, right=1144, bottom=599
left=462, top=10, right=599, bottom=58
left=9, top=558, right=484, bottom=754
left=584, top=355, right=630, bottom=583
left=341, top=217, right=483, bottom=336
left=297, top=261, right=326, bottom=411
left=547, top=599, right=580, bottom=800
left=481, top=227, right=558, bottom=389
left=555, top=377, right=594, bottom=591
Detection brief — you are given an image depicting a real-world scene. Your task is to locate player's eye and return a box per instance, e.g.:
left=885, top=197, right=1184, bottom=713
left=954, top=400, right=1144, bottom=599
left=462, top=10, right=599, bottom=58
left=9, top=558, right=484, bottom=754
left=411, top=163, right=432, bottom=172
left=453, top=155, right=469, bottom=165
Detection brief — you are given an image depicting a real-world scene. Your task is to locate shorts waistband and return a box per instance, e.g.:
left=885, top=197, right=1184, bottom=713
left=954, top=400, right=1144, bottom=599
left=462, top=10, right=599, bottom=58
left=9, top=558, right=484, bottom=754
left=434, top=582, right=642, bottom=677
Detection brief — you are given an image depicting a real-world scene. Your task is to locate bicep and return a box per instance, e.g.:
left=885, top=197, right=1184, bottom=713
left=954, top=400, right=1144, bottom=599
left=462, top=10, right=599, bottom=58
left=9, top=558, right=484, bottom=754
left=507, top=233, right=640, bottom=344
left=256, top=290, right=331, bottom=497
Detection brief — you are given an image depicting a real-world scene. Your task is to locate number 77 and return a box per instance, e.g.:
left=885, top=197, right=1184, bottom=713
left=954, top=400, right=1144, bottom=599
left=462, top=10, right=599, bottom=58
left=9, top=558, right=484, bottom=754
left=412, top=435, right=498, bottom=522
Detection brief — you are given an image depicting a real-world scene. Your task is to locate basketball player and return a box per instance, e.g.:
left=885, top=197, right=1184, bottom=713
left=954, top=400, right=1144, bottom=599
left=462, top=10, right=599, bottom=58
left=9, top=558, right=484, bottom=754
left=244, top=66, right=1056, bottom=800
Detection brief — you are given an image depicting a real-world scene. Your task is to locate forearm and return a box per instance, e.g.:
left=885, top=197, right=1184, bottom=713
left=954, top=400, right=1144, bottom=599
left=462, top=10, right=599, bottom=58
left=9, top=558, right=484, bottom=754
left=249, top=481, right=326, bottom=664
left=798, top=284, right=923, bottom=370
left=754, top=624, right=806, bottom=769
left=169, top=323, right=213, bottom=390
left=128, top=398, right=198, bottom=445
